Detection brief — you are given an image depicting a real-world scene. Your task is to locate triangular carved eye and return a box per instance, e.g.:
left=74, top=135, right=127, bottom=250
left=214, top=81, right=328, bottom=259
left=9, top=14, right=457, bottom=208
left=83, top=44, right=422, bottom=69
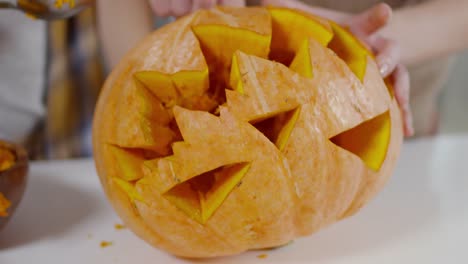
left=251, top=107, right=301, bottom=151
left=330, top=111, right=391, bottom=171
left=163, top=162, right=251, bottom=224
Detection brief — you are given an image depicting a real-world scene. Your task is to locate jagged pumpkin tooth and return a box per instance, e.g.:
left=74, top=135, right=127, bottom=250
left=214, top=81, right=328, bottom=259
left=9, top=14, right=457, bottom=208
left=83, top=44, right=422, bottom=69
left=327, top=22, right=372, bottom=81
left=268, top=7, right=333, bottom=65
left=229, top=53, right=244, bottom=95
left=134, top=69, right=210, bottom=108
left=227, top=51, right=310, bottom=122
left=199, top=162, right=251, bottom=223
left=134, top=71, right=178, bottom=105
left=108, top=145, right=144, bottom=181
left=131, top=13, right=212, bottom=112
left=113, top=178, right=145, bottom=204
left=108, top=80, right=176, bottom=155
left=192, top=7, right=272, bottom=84
left=163, top=180, right=203, bottom=223
left=289, top=39, right=314, bottom=78
left=275, top=107, right=302, bottom=151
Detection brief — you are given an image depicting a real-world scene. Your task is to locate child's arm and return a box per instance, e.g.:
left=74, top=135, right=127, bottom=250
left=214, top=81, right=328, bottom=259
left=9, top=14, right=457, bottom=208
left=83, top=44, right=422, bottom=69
left=262, top=0, right=468, bottom=66
left=382, top=0, right=468, bottom=66
left=96, top=0, right=247, bottom=70
left=96, top=0, right=154, bottom=70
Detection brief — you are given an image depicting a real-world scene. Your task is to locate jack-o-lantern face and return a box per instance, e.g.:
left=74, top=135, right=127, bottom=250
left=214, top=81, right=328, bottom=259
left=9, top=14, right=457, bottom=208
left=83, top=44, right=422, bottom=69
left=92, top=6, right=403, bottom=258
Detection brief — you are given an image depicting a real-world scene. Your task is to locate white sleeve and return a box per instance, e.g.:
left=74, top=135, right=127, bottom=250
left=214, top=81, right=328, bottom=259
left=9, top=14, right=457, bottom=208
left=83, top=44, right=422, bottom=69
left=0, top=9, right=46, bottom=142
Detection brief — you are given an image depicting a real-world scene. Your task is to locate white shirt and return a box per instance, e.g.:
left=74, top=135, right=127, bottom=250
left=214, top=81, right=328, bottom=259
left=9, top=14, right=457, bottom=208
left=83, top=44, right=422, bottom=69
left=0, top=9, right=46, bottom=142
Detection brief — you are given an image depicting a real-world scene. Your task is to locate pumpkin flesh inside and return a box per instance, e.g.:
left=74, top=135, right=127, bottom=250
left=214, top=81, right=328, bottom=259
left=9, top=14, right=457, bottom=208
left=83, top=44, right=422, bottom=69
left=268, top=7, right=333, bottom=65
left=328, top=22, right=371, bottom=81
left=164, top=162, right=251, bottom=224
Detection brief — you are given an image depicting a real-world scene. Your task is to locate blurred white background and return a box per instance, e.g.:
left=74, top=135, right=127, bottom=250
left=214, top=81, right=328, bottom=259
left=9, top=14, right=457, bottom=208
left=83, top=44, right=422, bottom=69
left=440, top=51, right=468, bottom=134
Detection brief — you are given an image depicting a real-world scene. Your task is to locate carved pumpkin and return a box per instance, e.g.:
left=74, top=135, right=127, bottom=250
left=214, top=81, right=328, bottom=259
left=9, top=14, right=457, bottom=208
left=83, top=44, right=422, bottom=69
left=92, top=6, right=403, bottom=258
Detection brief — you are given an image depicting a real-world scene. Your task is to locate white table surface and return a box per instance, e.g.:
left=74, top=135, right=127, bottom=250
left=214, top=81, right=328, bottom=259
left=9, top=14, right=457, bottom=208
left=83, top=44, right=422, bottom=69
left=1, top=134, right=467, bottom=264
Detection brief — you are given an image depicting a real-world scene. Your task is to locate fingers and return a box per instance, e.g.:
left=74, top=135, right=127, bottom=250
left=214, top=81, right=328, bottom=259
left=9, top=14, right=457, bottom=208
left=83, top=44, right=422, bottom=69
left=148, top=0, right=171, bottom=16
left=371, top=35, right=400, bottom=77
left=192, top=0, right=217, bottom=10
left=391, top=64, right=414, bottom=137
left=172, top=0, right=192, bottom=16
left=149, top=0, right=215, bottom=17
left=219, top=0, right=245, bottom=7
left=347, top=4, right=397, bottom=78
left=371, top=37, right=409, bottom=136
left=149, top=0, right=192, bottom=17
left=348, top=3, right=392, bottom=35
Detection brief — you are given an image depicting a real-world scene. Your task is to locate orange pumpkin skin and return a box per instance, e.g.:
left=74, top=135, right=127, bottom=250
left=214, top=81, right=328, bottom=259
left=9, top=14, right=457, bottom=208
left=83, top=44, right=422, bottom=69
left=92, top=7, right=403, bottom=258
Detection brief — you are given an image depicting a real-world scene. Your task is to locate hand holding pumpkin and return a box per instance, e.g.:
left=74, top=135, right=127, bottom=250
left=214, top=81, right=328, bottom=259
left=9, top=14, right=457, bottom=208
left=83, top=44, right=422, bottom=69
left=262, top=0, right=413, bottom=136
left=345, top=3, right=413, bottom=137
